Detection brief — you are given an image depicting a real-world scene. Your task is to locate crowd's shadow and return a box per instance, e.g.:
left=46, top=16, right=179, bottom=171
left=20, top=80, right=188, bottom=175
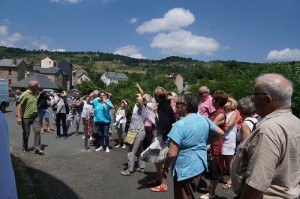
left=12, top=154, right=80, bottom=199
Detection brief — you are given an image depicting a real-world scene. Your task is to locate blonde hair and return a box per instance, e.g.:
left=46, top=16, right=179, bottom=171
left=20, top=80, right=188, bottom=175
left=227, top=97, right=237, bottom=110
left=154, top=86, right=167, bottom=99
left=143, top=94, right=152, bottom=103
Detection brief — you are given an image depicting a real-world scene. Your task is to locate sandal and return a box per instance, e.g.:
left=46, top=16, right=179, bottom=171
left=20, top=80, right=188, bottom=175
left=147, top=179, right=161, bottom=187
left=47, top=129, right=53, bottom=134
left=222, top=183, right=232, bottom=189
left=151, top=185, right=167, bottom=192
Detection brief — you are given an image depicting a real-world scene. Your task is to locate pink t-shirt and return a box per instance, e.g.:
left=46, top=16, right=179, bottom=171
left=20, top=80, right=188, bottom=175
left=197, top=95, right=215, bottom=117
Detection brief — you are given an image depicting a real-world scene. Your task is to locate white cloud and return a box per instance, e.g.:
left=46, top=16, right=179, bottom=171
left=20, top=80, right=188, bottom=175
left=129, top=18, right=138, bottom=24
left=49, top=0, right=82, bottom=4
left=0, top=25, right=9, bottom=36
left=114, top=45, right=145, bottom=59
left=151, top=30, right=220, bottom=56
left=0, top=25, right=23, bottom=47
left=52, top=48, right=66, bottom=52
left=266, top=48, right=300, bottom=61
left=136, top=8, right=195, bottom=34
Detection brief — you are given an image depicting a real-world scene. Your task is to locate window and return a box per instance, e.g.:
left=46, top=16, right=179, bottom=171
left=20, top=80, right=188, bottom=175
left=8, top=69, right=12, bottom=75
left=8, top=79, right=12, bottom=85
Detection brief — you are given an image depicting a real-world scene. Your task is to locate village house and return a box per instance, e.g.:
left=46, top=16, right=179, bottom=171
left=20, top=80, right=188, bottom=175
left=0, top=59, right=32, bottom=94
left=57, top=60, right=73, bottom=90
left=72, top=69, right=91, bottom=87
left=101, top=71, right=128, bottom=86
left=33, top=67, right=67, bottom=89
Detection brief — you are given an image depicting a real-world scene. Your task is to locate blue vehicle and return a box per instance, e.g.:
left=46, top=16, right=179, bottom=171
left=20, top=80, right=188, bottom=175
left=0, top=78, right=10, bottom=113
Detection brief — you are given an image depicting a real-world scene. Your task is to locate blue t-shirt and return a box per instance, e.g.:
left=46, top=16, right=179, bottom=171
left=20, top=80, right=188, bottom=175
left=168, top=113, right=217, bottom=181
left=92, top=98, right=112, bottom=123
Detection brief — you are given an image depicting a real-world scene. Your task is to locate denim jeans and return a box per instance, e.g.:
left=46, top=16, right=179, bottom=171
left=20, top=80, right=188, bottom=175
left=94, top=122, right=110, bottom=148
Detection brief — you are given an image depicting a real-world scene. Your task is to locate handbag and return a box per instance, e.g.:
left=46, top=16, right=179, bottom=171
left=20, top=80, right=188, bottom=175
left=140, top=135, right=169, bottom=164
left=205, top=153, right=220, bottom=180
left=124, top=130, right=138, bottom=145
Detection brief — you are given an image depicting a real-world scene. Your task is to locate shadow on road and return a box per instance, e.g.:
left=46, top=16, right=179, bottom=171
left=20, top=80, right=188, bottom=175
left=12, top=154, right=80, bottom=199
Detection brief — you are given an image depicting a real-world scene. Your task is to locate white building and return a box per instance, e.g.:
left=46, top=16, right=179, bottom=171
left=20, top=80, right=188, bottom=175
left=41, top=57, right=55, bottom=68
left=101, top=71, right=128, bottom=86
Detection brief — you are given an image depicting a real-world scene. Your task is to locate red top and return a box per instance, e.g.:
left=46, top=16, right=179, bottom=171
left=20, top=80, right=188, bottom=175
left=209, top=108, right=226, bottom=156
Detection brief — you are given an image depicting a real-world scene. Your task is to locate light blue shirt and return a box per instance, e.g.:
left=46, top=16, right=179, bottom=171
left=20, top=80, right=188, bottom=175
left=168, top=113, right=217, bottom=181
left=92, top=99, right=113, bottom=123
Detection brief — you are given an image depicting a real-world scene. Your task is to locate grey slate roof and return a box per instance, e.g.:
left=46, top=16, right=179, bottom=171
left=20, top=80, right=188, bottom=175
left=33, top=66, right=65, bottom=75
left=10, top=74, right=59, bottom=90
left=57, top=60, right=72, bottom=75
left=104, top=72, right=128, bottom=79
left=0, top=59, right=26, bottom=67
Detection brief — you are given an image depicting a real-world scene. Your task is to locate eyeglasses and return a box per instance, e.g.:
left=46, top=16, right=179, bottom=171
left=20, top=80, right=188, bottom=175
left=199, top=92, right=206, bottom=95
left=251, top=92, right=268, bottom=100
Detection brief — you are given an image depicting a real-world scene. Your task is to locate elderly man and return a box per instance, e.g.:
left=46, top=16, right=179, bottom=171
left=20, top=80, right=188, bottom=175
left=17, top=80, right=44, bottom=155
left=232, top=74, right=300, bottom=199
left=197, top=86, right=215, bottom=117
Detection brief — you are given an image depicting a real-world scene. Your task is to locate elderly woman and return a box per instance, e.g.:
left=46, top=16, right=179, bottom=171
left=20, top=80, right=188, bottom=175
left=162, top=93, right=224, bottom=199
left=89, top=91, right=114, bottom=153
left=121, top=93, right=148, bottom=176
left=236, top=96, right=258, bottom=144
left=201, top=90, right=228, bottom=199
left=219, top=97, right=238, bottom=189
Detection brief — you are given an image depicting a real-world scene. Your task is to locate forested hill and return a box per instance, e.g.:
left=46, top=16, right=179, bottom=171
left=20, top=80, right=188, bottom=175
left=1, top=46, right=300, bottom=116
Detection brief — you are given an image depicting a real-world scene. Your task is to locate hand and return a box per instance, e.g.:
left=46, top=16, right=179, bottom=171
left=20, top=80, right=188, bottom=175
left=17, top=117, right=22, bottom=125
left=134, top=83, right=139, bottom=87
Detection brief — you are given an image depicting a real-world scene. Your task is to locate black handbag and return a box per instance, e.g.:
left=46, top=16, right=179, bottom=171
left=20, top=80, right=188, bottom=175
left=205, top=152, right=220, bottom=180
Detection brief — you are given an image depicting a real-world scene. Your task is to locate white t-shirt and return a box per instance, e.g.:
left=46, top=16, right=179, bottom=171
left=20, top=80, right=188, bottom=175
left=81, top=100, right=93, bottom=118
left=0, top=111, right=18, bottom=199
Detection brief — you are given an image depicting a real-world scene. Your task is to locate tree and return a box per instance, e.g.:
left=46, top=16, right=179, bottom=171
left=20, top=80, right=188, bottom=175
left=75, top=81, right=99, bottom=95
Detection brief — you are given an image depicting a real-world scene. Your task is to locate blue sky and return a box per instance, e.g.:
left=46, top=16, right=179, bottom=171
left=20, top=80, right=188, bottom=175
left=0, top=0, right=299, bottom=63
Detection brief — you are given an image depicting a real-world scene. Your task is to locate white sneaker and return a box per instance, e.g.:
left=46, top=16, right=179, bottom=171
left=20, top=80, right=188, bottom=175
left=95, top=146, right=103, bottom=151
left=106, top=147, right=110, bottom=153
left=122, top=145, right=126, bottom=149
left=199, top=193, right=215, bottom=199
left=115, top=144, right=120, bottom=148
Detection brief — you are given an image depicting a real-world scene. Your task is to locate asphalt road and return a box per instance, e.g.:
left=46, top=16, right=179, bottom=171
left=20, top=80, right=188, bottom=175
left=5, top=105, right=236, bottom=199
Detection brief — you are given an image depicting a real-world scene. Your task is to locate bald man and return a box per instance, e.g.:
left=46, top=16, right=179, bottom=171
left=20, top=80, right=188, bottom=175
left=197, top=86, right=215, bottom=117
left=17, top=80, right=44, bottom=155
left=232, top=74, right=300, bottom=199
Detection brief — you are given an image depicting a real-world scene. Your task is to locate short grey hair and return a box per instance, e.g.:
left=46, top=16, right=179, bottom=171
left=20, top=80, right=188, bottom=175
left=238, top=96, right=256, bottom=116
left=256, top=73, right=293, bottom=108
left=199, top=86, right=210, bottom=94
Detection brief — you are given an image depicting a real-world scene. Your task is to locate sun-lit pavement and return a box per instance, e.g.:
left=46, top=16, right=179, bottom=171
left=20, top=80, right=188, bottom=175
left=5, top=105, right=236, bottom=199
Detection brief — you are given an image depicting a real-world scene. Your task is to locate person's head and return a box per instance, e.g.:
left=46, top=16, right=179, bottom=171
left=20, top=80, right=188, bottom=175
left=93, top=90, right=99, bottom=98
left=252, top=73, right=293, bottom=117
left=212, top=90, right=228, bottom=108
left=143, top=94, right=152, bottom=104
left=238, top=96, right=256, bottom=118
left=99, top=91, right=106, bottom=101
left=224, top=97, right=237, bottom=112
left=49, top=91, right=55, bottom=96
left=121, top=99, right=128, bottom=108
left=28, top=80, right=39, bottom=93
left=198, top=86, right=210, bottom=99
left=154, top=87, right=167, bottom=102
left=16, top=89, right=21, bottom=95
left=176, top=93, right=198, bottom=117
left=167, top=92, right=177, bottom=102
left=74, top=91, right=81, bottom=99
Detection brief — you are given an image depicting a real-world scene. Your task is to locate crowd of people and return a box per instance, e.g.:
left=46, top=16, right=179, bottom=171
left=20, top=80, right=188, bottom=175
left=13, top=73, right=300, bottom=199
